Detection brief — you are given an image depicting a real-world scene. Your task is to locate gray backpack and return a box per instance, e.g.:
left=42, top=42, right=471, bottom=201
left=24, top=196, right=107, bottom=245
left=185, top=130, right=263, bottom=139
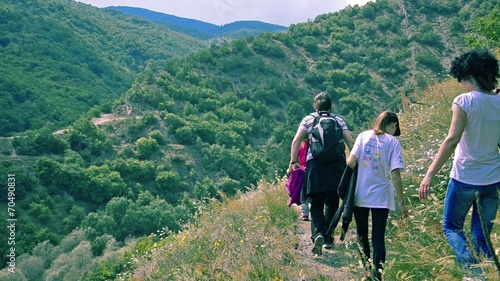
left=308, top=112, right=345, bottom=162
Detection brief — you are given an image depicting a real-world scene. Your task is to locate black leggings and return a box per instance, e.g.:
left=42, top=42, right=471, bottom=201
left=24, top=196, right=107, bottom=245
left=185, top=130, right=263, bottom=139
left=353, top=206, right=389, bottom=280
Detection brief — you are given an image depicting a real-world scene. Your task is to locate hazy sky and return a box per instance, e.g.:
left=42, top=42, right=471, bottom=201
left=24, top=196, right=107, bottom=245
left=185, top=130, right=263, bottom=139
left=77, top=0, right=373, bottom=26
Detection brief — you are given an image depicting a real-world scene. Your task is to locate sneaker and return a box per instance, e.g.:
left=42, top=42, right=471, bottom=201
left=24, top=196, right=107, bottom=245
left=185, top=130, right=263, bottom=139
left=312, top=234, right=324, bottom=256
left=462, top=277, right=483, bottom=281
left=324, top=235, right=333, bottom=249
left=462, top=266, right=486, bottom=281
left=462, top=268, right=486, bottom=281
left=300, top=215, right=309, bottom=221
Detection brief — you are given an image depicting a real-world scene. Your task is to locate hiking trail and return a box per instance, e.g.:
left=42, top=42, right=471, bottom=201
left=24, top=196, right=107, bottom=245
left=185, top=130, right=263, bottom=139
left=293, top=205, right=361, bottom=280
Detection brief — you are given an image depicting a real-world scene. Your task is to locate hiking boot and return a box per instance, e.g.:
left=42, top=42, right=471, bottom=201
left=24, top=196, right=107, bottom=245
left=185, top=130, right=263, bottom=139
left=324, top=235, right=333, bottom=249
left=300, top=215, right=309, bottom=221
left=312, top=234, right=324, bottom=256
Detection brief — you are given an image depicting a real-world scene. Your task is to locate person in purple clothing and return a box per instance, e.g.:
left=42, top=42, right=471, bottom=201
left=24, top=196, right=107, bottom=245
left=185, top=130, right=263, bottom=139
left=286, top=140, right=310, bottom=220
left=418, top=49, right=500, bottom=280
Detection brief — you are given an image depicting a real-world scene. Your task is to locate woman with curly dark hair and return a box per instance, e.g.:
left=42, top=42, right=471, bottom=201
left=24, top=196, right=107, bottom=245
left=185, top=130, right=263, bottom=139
left=418, top=49, right=500, bottom=280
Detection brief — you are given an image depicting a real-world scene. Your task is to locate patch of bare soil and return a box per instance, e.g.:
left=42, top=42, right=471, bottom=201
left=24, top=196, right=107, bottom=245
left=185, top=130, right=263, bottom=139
left=92, top=114, right=127, bottom=125
left=293, top=205, right=361, bottom=281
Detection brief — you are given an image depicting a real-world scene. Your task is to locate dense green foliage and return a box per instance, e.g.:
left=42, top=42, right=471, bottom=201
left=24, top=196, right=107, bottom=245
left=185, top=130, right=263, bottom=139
left=0, top=0, right=207, bottom=136
left=466, top=4, right=500, bottom=49
left=0, top=0, right=499, bottom=279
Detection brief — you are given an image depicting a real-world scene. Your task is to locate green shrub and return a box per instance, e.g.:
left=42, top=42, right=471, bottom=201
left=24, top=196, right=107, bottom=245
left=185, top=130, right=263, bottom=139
left=134, top=137, right=159, bottom=159
left=28, top=202, right=52, bottom=221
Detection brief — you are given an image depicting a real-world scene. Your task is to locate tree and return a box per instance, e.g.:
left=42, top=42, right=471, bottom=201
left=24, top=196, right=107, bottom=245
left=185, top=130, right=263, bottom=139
left=12, top=126, right=68, bottom=155
left=105, top=197, right=134, bottom=226
left=466, top=5, right=500, bottom=49
left=35, top=157, right=64, bottom=193
left=215, top=130, right=245, bottom=148
left=156, top=170, right=185, bottom=194
left=81, top=212, right=118, bottom=241
left=17, top=254, right=45, bottom=281
left=163, top=113, right=186, bottom=134
left=63, top=205, right=86, bottom=233
left=149, top=129, right=166, bottom=145
left=84, top=166, right=128, bottom=204
left=175, top=125, right=196, bottom=145
left=416, top=50, right=444, bottom=72
left=218, top=177, right=241, bottom=196
left=300, top=36, right=319, bottom=53
left=251, top=38, right=285, bottom=58
left=45, top=241, right=95, bottom=281
left=193, top=177, right=218, bottom=200
left=65, top=118, right=113, bottom=160
left=134, top=137, right=159, bottom=159
left=338, top=95, right=374, bottom=130
left=107, top=158, right=156, bottom=184
left=28, top=202, right=52, bottom=221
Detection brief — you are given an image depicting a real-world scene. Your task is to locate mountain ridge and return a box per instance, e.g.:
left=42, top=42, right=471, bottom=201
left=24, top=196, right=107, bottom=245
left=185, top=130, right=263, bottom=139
left=106, top=6, right=288, bottom=39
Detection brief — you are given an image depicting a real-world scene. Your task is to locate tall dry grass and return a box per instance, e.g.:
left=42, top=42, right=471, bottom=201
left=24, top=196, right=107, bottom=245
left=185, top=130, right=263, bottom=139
left=119, top=179, right=342, bottom=280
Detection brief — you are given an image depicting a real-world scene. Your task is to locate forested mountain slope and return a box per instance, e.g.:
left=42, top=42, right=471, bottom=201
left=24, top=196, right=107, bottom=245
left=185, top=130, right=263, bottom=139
left=107, top=6, right=288, bottom=40
left=0, top=0, right=498, bottom=279
left=0, top=0, right=207, bottom=136
left=115, top=0, right=495, bottom=150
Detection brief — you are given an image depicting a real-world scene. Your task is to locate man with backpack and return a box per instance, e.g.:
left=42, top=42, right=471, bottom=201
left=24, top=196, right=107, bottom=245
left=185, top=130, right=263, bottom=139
left=289, top=91, right=355, bottom=256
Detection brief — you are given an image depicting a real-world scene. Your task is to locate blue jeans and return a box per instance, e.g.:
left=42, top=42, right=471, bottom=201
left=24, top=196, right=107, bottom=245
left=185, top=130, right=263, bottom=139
left=442, top=179, right=500, bottom=267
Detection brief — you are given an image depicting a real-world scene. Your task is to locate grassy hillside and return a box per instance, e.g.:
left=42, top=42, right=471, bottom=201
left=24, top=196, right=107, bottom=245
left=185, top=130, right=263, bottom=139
left=0, top=0, right=207, bottom=136
left=0, top=0, right=498, bottom=279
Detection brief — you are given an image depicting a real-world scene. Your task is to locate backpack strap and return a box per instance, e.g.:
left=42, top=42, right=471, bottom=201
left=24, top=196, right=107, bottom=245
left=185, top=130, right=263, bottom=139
left=310, top=111, right=339, bottom=128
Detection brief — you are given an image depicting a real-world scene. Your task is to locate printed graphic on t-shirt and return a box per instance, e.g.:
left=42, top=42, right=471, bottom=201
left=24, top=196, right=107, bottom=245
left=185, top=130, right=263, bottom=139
left=362, top=138, right=384, bottom=170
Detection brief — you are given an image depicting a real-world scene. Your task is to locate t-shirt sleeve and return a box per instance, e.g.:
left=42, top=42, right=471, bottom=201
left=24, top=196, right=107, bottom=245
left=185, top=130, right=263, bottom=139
left=335, top=116, right=349, bottom=131
left=453, top=93, right=471, bottom=114
left=299, top=115, right=314, bottom=133
left=390, top=140, right=404, bottom=171
left=350, top=132, right=362, bottom=159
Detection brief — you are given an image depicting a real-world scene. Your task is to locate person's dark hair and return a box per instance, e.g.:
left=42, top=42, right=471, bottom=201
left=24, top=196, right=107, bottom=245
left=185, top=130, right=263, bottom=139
left=373, top=110, right=401, bottom=136
left=313, top=91, right=332, bottom=112
left=450, top=49, right=499, bottom=91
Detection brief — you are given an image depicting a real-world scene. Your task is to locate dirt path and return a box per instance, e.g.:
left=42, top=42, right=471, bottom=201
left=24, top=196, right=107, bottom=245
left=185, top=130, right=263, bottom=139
left=293, top=206, right=361, bottom=280
left=92, top=113, right=128, bottom=125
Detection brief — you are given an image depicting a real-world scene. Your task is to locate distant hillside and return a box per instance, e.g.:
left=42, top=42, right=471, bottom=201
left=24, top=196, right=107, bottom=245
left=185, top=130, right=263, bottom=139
left=107, top=6, right=288, bottom=39
left=0, top=0, right=207, bottom=136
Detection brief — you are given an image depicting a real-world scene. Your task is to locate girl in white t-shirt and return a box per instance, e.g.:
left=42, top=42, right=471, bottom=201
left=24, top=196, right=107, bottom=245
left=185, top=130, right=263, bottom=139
left=347, top=111, right=408, bottom=280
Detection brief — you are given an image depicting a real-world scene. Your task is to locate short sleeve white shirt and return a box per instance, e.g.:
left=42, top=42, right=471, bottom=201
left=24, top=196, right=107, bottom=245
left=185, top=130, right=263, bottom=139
left=450, top=91, right=500, bottom=185
left=351, top=130, right=404, bottom=210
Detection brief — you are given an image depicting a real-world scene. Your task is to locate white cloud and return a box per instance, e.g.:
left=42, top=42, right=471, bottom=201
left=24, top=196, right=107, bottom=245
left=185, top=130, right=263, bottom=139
left=346, top=0, right=374, bottom=7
